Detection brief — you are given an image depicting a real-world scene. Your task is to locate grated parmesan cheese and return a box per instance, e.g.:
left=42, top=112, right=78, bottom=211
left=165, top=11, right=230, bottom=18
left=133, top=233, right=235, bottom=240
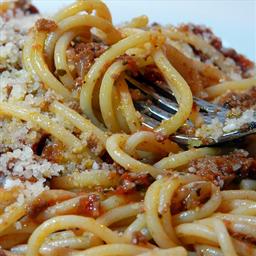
left=196, top=109, right=256, bottom=142
left=11, top=178, right=49, bottom=204
left=1, top=146, right=64, bottom=181
left=195, top=117, right=224, bottom=141
left=1, top=145, right=64, bottom=202
left=223, top=109, right=256, bottom=132
left=0, top=13, right=40, bottom=70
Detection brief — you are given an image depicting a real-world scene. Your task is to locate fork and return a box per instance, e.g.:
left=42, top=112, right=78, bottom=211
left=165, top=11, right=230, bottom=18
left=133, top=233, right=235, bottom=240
left=126, top=76, right=256, bottom=147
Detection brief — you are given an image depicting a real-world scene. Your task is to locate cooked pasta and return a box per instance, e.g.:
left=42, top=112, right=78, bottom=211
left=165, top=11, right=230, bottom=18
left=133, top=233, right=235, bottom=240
left=0, top=1, right=256, bottom=256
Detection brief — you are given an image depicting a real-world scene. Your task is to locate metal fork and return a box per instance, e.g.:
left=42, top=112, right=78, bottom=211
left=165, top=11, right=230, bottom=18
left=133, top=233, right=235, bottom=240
left=126, top=76, right=256, bottom=147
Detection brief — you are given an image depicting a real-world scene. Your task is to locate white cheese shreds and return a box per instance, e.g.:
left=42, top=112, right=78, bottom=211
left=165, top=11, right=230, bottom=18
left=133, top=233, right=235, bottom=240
left=0, top=118, right=40, bottom=152
left=0, top=42, right=20, bottom=66
left=0, top=13, right=64, bottom=209
left=0, top=146, right=64, bottom=181
left=195, top=117, right=224, bottom=141
left=3, top=177, right=22, bottom=190
left=1, top=144, right=63, bottom=202
left=23, top=180, right=48, bottom=200
left=0, top=13, right=39, bottom=70
left=1, top=144, right=63, bottom=203
left=0, top=69, right=30, bottom=102
left=196, top=109, right=256, bottom=142
left=10, top=178, right=49, bottom=204
left=223, top=109, right=256, bottom=132
left=0, top=68, right=45, bottom=104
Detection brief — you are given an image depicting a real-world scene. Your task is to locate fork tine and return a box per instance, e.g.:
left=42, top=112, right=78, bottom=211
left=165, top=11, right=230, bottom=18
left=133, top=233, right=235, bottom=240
left=134, top=101, right=173, bottom=121
left=137, top=100, right=194, bottom=129
left=171, top=134, right=201, bottom=146
left=130, top=79, right=223, bottom=125
left=126, top=76, right=179, bottom=113
left=172, top=121, right=256, bottom=146
left=141, top=113, right=160, bottom=129
left=137, top=94, right=256, bottom=147
left=139, top=76, right=228, bottom=114
left=127, top=75, right=228, bottom=117
left=193, top=97, right=227, bottom=113
left=141, top=115, right=199, bottom=146
left=128, top=76, right=255, bottom=147
left=200, top=112, right=218, bottom=124
left=217, top=122, right=256, bottom=143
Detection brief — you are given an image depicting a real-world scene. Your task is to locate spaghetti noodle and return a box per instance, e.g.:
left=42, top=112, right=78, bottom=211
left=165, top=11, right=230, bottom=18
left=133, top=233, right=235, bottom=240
left=0, top=1, right=256, bottom=256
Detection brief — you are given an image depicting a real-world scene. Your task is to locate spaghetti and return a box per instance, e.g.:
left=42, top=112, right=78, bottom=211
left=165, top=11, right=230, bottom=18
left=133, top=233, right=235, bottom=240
left=0, top=1, right=256, bottom=256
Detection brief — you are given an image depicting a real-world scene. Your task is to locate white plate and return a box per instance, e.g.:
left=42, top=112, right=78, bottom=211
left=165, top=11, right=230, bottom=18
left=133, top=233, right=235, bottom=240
left=32, top=0, right=256, bottom=60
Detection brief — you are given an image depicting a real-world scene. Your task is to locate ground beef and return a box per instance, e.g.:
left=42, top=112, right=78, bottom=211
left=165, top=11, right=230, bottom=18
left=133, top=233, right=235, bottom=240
left=77, top=194, right=101, bottom=218
left=177, top=125, right=196, bottom=136
left=229, top=230, right=256, bottom=245
left=179, top=24, right=254, bottom=77
left=116, top=173, right=153, bottom=194
left=0, top=0, right=38, bottom=17
left=190, top=46, right=209, bottom=63
left=0, top=250, right=6, bottom=256
left=143, top=65, right=164, bottom=86
left=142, top=46, right=222, bottom=97
left=35, top=18, right=57, bottom=32
left=117, top=54, right=139, bottom=76
left=224, top=220, right=256, bottom=244
left=27, top=198, right=50, bottom=219
left=188, top=149, right=256, bottom=188
left=218, top=86, right=256, bottom=110
left=171, top=181, right=212, bottom=214
left=71, top=42, right=108, bottom=79
left=14, top=0, right=39, bottom=14
left=41, top=141, right=65, bottom=164
left=28, top=192, right=74, bottom=219
left=221, top=48, right=254, bottom=74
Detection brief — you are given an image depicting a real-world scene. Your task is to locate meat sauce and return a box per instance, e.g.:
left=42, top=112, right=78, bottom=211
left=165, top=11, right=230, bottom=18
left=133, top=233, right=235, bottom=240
left=28, top=193, right=102, bottom=219
left=0, top=0, right=38, bottom=17
left=67, top=42, right=108, bottom=88
left=77, top=194, right=101, bottom=218
left=41, top=141, right=65, bottom=164
left=0, top=250, right=7, bottom=256
left=188, top=150, right=256, bottom=188
left=35, top=18, right=57, bottom=32
left=179, top=24, right=254, bottom=77
left=218, top=86, right=256, bottom=110
left=116, top=173, right=153, bottom=194
left=224, top=220, right=256, bottom=245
